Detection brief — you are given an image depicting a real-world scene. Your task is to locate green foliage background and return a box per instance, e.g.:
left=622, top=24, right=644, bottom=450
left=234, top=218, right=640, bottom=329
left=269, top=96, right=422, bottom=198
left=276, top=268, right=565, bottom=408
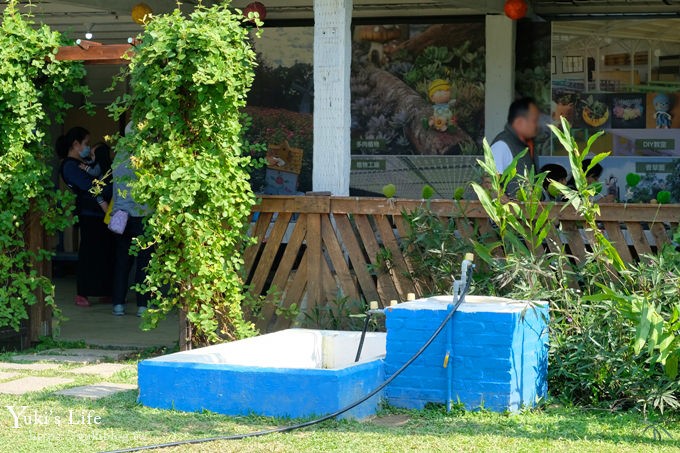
left=110, top=4, right=262, bottom=345
left=0, top=1, right=87, bottom=330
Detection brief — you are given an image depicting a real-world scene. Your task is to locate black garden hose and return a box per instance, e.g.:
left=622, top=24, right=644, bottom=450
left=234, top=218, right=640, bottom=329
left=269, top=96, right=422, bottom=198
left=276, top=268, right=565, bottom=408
left=103, top=267, right=474, bottom=453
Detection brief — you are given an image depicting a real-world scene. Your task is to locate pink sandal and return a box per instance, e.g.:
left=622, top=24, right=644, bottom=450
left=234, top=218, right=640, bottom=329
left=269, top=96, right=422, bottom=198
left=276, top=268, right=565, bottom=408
left=74, top=295, right=91, bottom=307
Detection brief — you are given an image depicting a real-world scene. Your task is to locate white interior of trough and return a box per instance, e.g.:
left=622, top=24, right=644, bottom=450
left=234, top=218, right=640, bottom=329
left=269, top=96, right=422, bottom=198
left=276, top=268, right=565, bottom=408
left=147, top=329, right=386, bottom=370
left=398, top=295, right=547, bottom=313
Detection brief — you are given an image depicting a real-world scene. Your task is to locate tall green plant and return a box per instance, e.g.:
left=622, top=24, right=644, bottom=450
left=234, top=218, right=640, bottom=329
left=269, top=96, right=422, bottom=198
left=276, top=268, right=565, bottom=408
left=109, top=4, right=263, bottom=345
left=469, top=120, right=679, bottom=413
left=0, top=1, right=88, bottom=330
left=548, top=118, right=625, bottom=273
left=550, top=118, right=679, bottom=382
left=471, top=140, right=555, bottom=258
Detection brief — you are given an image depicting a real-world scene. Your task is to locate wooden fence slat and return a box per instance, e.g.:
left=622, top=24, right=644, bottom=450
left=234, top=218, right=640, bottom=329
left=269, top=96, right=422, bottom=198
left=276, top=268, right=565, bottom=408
left=321, top=216, right=360, bottom=302
left=373, top=214, right=415, bottom=298
left=625, top=222, right=652, bottom=256
left=392, top=214, right=426, bottom=297
left=333, top=215, right=381, bottom=304
left=543, top=226, right=564, bottom=255
left=475, top=218, right=497, bottom=241
left=393, top=214, right=410, bottom=241
left=272, top=252, right=308, bottom=332
left=254, top=215, right=307, bottom=332
left=306, top=214, right=323, bottom=310
left=249, top=212, right=293, bottom=295
left=650, top=222, right=670, bottom=250
left=456, top=217, right=475, bottom=242
left=321, top=256, right=339, bottom=305
left=602, top=221, right=633, bottom=263
left=353, top=214, right=400, bottom=305
left=560, top=221, right=587, bottom=263
left=243, top=211, right=273, bottom=275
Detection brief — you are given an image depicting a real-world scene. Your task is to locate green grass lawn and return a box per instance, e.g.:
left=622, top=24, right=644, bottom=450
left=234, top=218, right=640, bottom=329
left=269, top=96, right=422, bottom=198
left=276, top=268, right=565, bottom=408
left=0, top=358, right=678, bottom=453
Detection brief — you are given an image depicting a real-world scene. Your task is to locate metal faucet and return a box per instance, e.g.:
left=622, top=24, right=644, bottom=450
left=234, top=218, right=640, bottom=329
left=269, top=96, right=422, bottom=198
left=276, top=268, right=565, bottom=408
left=452, top=253, right=475, bottom=305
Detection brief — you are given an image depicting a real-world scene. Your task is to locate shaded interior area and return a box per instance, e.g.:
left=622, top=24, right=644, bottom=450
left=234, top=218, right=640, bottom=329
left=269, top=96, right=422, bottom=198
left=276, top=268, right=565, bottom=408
left=53, top=276, right=178, bottom=349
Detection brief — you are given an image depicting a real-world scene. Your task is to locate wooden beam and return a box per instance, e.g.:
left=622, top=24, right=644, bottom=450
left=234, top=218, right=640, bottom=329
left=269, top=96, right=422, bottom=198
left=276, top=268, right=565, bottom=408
left=55, top=43, right=132, bottom=64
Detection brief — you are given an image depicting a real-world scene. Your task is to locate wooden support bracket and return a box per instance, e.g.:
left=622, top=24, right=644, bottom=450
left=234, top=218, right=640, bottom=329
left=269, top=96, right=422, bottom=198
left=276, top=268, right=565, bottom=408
left=56, top=42, right=133, bottom=65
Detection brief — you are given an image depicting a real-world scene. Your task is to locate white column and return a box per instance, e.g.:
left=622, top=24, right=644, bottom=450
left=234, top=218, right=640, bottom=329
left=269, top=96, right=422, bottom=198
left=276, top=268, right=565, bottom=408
left=484, top=15, right=515, bottom=142
left=484, top=15, right=516, bottom=142
left=312, top=0, right=352, bottom=195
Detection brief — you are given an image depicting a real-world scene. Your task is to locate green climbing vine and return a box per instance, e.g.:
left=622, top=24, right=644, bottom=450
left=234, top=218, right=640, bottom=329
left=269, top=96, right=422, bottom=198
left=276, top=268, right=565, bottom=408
left=0, top=1, right=89, bottom=331
left=109, top=3, right=263, bottom=345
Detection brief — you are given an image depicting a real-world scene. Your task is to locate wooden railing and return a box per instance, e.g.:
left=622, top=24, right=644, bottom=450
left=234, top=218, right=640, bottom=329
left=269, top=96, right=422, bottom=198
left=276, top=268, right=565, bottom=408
left=245, top=195, right=680, bottom=332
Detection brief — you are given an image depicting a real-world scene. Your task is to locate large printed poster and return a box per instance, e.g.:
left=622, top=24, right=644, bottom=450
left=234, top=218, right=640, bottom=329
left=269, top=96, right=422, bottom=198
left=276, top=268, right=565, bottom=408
left=551, top=19, right=680, bottom=203
left=245, top=22, right=490, bottom=199
left=349, top=22, right=485, bottom=198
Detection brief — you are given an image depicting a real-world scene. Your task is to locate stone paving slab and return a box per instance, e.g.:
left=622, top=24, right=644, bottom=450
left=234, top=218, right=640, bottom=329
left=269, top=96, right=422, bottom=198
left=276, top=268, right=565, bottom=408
left=0, top=377, right=74, bottom=395
left=370, top=414, right=411, bottom=427
left=0, top=371, right=19, bottom=380
left=54, top=382, right=137, bottom=400
left=0, top=362, right=61, bottom=371
left=64, top=363, right=132, bottom=378
left=11, top=348, right=136, bottom=364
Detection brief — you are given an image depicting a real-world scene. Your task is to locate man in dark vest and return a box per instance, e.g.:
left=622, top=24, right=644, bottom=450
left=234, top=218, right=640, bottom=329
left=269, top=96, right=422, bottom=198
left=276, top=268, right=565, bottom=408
left=490, top=97, right=540, bottom=197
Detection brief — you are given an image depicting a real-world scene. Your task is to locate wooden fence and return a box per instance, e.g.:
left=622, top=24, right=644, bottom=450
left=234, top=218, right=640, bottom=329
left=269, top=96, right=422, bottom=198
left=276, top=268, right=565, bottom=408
left=244, top=195, right=680, bottom=332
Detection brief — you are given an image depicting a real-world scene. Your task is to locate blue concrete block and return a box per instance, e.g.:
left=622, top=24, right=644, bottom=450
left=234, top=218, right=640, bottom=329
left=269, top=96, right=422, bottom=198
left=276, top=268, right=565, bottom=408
left=139, top=359, right=385, bottom=420
left=138, top=329, right=387, bottom=420
left=384, top=295, right=548, bottom=412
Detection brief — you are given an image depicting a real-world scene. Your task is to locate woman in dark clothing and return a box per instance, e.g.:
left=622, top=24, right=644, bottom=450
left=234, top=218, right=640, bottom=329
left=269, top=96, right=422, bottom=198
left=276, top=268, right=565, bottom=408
left=56, top=127, right=115, bottom=307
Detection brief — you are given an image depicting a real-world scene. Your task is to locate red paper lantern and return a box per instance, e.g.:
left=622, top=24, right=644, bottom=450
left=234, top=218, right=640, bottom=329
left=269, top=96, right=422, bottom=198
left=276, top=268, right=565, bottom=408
left=504, top=0, right=528, bottom=20
left=243, top=2, right=267, bottom=22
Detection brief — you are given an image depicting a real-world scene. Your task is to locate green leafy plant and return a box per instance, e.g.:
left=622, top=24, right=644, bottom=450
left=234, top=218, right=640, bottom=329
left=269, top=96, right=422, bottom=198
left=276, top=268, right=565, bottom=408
left=465, top=118, right=679, bottom=414
left=471, top=140, right=555, bottom=259
left=469, top=140, right=575, bottom=300
left=549, top=119, right=626, bottom=274
left=301, top=293, right=374, bottom=332
left=109, top=3, right=264, bottom=346
left=397, top=206, right=475, bottom=296
left=0, top=1, right=88, bottom=331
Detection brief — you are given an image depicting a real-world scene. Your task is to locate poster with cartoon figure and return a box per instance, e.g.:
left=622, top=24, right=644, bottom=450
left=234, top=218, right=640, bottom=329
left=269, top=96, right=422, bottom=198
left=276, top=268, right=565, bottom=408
left=646, top=92, right=680, bottom=129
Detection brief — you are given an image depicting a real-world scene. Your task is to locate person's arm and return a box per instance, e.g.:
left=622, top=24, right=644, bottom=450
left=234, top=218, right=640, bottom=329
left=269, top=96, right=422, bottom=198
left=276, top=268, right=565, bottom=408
left=490, top=141, right=512, bottom=174
left=486, top=141, right=513, bottom=202
left=62, top=160, right=94, bottom=192
left=63, top=160, right=108, bottom=211
left=80, top=162, right=101, bottom=177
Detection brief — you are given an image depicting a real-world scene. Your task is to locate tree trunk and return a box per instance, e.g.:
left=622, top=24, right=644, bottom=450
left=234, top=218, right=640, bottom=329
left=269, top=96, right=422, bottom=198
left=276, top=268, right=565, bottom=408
left=366, top=68, right=471, bottom=155
left=178, top=309, right=192, bottom=351
left=25, top=204, right=52, bottom=344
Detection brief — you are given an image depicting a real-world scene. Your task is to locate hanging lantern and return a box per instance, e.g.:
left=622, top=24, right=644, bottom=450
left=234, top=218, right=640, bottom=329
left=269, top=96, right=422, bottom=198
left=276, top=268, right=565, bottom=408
left=131, top=3, right=153, bottom=25
left=504, top=0, right=528, bottom=20
left=243, top=2, right=267, bottom=22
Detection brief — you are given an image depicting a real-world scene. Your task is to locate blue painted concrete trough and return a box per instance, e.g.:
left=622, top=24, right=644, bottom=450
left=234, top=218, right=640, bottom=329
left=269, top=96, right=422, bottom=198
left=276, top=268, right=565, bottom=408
left=138, top=329, right=386, bottom=420
left=385, top=295, right=549, bottom=412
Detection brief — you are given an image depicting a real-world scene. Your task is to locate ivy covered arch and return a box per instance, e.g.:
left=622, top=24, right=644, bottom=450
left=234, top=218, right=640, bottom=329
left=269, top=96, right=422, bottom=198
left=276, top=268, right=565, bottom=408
left=0, top=1, right=89, bottom=337
left=2, top=1, right=264, bottom=348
